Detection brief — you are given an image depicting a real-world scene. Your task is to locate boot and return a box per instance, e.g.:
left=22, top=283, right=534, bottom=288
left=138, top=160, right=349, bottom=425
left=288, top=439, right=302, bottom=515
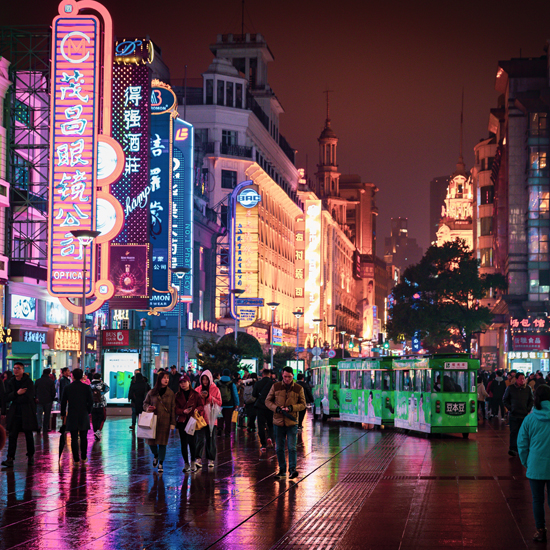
left=533, top=528, right=547, bottom=542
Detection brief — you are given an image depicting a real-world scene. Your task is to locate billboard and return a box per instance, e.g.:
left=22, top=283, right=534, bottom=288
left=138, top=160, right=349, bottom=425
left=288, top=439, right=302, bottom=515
left=230, top=181, right=261, bottom=327
left=110, top=244, right=149, bottom=297
left=304, top=200, right=322, bottom=331
left=104, top=352, right=139, bottom=404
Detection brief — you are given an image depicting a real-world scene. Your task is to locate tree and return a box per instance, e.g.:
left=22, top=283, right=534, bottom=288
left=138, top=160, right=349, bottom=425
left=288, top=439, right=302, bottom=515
left=264, top=347, right=297, bottom=374
left=219, top=331, right=264, bottom=368
left=196, top=337, right=241, bottom=374
left=386, top=239, right=507, bottom=353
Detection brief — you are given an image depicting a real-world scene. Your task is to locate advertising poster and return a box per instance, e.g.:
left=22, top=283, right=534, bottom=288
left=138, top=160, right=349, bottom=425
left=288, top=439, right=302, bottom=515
left=11, top=295, right=36, bottom=321
left=394, top=393, right=431, bottom=433
left=104, top=352, right=139, bottom=404
left=110, top=245, right=149, bottom=298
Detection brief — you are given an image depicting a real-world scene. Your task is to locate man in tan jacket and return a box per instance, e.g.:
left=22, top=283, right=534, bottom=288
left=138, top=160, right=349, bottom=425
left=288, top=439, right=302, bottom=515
left=265, top=367, right=306, bottom=479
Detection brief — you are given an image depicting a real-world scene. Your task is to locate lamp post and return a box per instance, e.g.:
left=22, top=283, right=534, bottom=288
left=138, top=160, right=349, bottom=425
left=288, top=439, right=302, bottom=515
left=230, top=288, right=245, bottom=345
left=293, top=311, right=303, bottom=355
left=358, top=336, right=364, bottom=357
left=70, top=229, right=100, bottom=370
left=267, top=302, right=279, bottom=369
left=173, top=267, right=191, bottom=370
left=313, top=318, right=322, bottom=348
left=328, top=324, right=336, bottom=348
left=340, top=330, right=346, bottom=359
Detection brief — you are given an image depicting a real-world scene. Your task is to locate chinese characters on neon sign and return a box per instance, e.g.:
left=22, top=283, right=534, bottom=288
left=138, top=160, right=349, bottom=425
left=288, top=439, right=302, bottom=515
left=304, top=200, right=322, bottom=331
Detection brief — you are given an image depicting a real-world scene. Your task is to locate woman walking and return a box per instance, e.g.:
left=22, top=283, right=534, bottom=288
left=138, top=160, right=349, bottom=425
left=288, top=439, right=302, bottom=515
left=518, top=384, right=550, bottom=542
left=143, top=371, right=176, bottom=473
left=195, top=370, right=222, bottom=468
left=175, top=374, right=204, bottom=473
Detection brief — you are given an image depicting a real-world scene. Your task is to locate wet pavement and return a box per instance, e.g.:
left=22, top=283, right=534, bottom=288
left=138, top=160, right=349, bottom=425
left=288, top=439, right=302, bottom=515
left=0, top=414, right=541, bottom=550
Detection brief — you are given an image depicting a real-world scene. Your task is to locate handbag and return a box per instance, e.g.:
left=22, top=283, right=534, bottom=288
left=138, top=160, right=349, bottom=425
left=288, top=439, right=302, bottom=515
left=185, top=416, right=197, bottom=436
left=231, top=409, right=239, bottom=423
left=193, top=410, right=207, bottom=430
left=138, top=412, right=155, bottom=428
left=136, top=414, right=157, bottom=439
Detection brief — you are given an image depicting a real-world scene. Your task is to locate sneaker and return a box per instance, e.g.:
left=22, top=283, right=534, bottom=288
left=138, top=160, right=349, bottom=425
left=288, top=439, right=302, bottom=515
left=28, top=456, right=35, bottom=466
left=508, top=450, right=518, bottom=457
left=94, top=430, right=100, bottom=441
left=208, top=460, right=215, bottom=468
left=289, top=470, right=299, bottom=480
left=158, top=463, right=163, bottom=473
left=1, top=458, right=14, bottom=468
left=275, top=471, right=286, bottom=479
left=183, top=463, right=191, bottom=473
left=129, top=425, right=135, bottom=430
left=260, top=447, right=267, bottom=453
left=266, top=438, right=273, bottom=448
left=195, top=458, right=202, bottom=468
left=190, top=461, right=197, bottom=472
left=533, top=528, right=547, bottom=542
left=153, top=457, right=159, bottom=467
left=82, top=458, right=87, bottom=463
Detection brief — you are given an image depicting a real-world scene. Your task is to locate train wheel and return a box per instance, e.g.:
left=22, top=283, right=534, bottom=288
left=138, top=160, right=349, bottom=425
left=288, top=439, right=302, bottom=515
left=462, top=432, right=469, bottom=439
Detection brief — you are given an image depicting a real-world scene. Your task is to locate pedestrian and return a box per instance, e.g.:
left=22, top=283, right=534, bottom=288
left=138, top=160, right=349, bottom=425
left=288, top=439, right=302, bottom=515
left=487, top=370, right=507, bottom=420
left=296, top=373, right=314, bottom=429
left=518, top=384, right=550, bottom=542
left=175, top=374, right=204, bottom=473
left=534, top=372, right=546, bottom=390
left=168, top=365, right=181, bottom=394
left=217, top=368, right=239, bottom=435
left=0, top=375, right=6, bottom=417
left=253, top=368, right=275, bottom=452
left=503, top=372, right=534, bottom=457
left=265, top=367, right=306, bottom=479
left=143, top=371, right=176, bottom=473
left=128, top=372, right=150, bottom=430
left=195, top=370, right=222, bottom=468
left=50, top=369, right=57, bottom=382
left=58, top=367, right=72, bottom=405
left=506, top=370, right=517, bottom=387
left=529, top=373, right=537, bottom=391
left=35, top=368, right=56, bottom=433
left=60, top=368, right=93, bottom=465
left=1, top=362, right=38, bottom=467
left=243, top=373, right=258, bottom=432
left=90, top=373, right=109, bottom=440
left=477, top=375, right=489, bottom=421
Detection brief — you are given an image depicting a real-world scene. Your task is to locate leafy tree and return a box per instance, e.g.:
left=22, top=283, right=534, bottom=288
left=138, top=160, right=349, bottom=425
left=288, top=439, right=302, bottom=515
left=219, top=331, right=264, bottom=367
left=386, top=239, right=507, bottom=353
left=196, top=337, right=241, bottom=374
left=264, top=346, right=297, bottom=374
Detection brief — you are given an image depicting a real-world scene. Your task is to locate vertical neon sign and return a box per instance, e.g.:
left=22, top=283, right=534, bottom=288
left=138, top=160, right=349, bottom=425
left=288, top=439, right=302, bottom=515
left=304, top=200, right=322, bottom=331
left=48, top=16, right=99, bottom=296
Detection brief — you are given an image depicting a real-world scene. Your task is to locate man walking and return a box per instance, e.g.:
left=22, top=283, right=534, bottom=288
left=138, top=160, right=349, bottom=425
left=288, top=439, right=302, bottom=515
left=265, top=367, right=306, bottom=479
left=296, top=373, right=314, bottom=430
left=35, top=368, right=56, bottom=433
left=168, top=365, right=181, bottom=394
left=217, top=369, right=239, bottom=435
left=90, top=373, right=109, bottom=440
left=253, top=368, right=275, bottom=452
left=503, top=372, right=534, bottom=457
left=58, top=367, right=71, bottom=402
left=1, top=363, right=38, bottom=467
left=128, top=371, right=150, bottom=430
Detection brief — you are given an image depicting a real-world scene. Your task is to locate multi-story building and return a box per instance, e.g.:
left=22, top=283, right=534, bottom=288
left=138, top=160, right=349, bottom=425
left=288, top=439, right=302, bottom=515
left=384, top=217, right=423, bottom=274
left=430, top=175, right=450, bottom=244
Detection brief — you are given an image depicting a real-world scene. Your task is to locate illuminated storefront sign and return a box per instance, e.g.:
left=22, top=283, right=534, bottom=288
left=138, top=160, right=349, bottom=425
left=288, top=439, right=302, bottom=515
left=48, top=15, right=99, bottom=297
left=230, top=181, right=261, bottom=327
left=172, top=118, right=194, bottom=303
left=53, top=329, right=80, bottom=350
left=513, top=334, right=550, bottom=351
left=11, top=295, right=36, bottom=321
left=192, top=320, right=218, bottom=333
left=149, top=80, right=177, bottom=312
left=102, top=329, right=130, bottom=347
left=304, top=200, right=322, bottom=331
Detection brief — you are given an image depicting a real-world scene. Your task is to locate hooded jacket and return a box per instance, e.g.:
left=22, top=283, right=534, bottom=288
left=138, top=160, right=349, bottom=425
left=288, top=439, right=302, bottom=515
left=503, top=383, right=534, bottom=418
left=518, top=401, right=550, bottom=480
left=488, top=376, right=506, bottom=400
left=217, top=375, right=239, bottom=408
left=195, top=370, right=222, bottom=425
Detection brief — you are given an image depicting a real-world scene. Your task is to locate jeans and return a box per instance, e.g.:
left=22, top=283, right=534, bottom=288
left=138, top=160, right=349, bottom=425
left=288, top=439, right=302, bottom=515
left=131, top=406, right=137, bottom=426
left=36, top=402, right=53, bottom=432
left=256, top=409, right=273, bottom=447
left=177, top=423, right=196, bottom=463
left=91, top=408, right=106, bottom=432
left=149, top=444, right=167, bottom=463
left=509, top=416, right=525, bottom=452
left=196, top=426, right=216, bottom=460
left=70, top=430, right=88, bottom=462
left=245, top=404, right=256, bottom=429
left=6, top=417, right=34, bottom=459
left=491, top=399, right=505, bottom=417
left=477, top=401, right=485, bottom=419
left=274, top=424, right=298, bottom=473
left=221, top=408, right=234, bottom=434
left=529, top=479, right=550, bottom=529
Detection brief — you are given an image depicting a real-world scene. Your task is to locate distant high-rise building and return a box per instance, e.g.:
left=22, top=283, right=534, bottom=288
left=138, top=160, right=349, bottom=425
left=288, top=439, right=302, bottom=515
left=384, top=218, right=423, bottom=273
left=430, top=176, right=450, bottom=244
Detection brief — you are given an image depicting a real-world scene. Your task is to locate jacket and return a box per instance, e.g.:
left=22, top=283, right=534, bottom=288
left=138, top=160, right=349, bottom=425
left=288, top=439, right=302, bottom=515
left=35, top=374, right=57, bottom=405
left=143, top=387, right=176, bottom=446
left=477, top=382, right=489, bottom=402
left=0, top=377, right=6, bottom=415
left=128, top=375, right=150, bottom=415
left=60, top=381, right=93, bottom=432
left=175, top=388, right=204, bottom=425
left=253, top=377, right=274, bottom=410
left=5, top=374, right=38, bottom=432
left=58, top=375, right=71, bottom=402
left=298, top=380, right=314, bottom=404
left=217, top=376, right=239, bottom=408
left=265, top=380, right=306, bottom=427
left=518, top=401, right=550, bottom=480
left=488, top=377, right=506, bottom=400
left=90, top=380, right=110, bottom=408
left=168, top=372, right=181, bottom=394
left=195, top=370, right=222, bottom=425
left=503, top=383, right=534, bottom=418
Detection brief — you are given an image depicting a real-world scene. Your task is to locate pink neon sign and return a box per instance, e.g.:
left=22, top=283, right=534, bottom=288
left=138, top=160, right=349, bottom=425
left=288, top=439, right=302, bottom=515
left=48, top=16, right=99, bottom=297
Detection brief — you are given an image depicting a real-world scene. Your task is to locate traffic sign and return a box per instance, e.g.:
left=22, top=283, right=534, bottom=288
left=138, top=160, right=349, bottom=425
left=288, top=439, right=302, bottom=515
left=296, top=347, right=305, bottom=352
left=312, top=346, right=322, bottom=357
left=327, top=349, right=336, bottom=358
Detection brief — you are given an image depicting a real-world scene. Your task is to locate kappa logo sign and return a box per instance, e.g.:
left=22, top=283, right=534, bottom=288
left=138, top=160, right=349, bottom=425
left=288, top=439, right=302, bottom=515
left=102, top=330, right=130, bottom=347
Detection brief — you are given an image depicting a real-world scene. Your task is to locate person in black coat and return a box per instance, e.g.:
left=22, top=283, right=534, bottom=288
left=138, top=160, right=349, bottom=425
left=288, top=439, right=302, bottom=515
left=35, top=368, right=56, bottom=433
left=1, top=363, right=38, bottom=467
left=61, top=368, right=93, bottom=464
left=296, top=373, right=314, bottom=430
left=253, top=368, right=275, bottom=451
left=128, top=372, right=150, bottom=430
left=0, top=376, right=6, bottom=416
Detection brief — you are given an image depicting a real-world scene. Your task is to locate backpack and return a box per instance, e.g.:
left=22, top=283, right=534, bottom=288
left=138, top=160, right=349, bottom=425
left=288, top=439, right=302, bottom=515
left=219, top=381, right=233, bottom=405
left=243, top=384, right=256, bottom=405
left=92, top=385, right=102, bottom=404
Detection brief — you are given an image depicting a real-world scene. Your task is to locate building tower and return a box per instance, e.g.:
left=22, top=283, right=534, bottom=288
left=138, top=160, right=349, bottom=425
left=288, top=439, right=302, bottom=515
left=315, top=91, right=340, bottom=201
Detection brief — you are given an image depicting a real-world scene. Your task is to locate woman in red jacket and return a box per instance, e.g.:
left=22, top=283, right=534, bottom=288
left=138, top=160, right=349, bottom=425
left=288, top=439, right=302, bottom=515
left=195, top=370, right=222, bottom=468
left=175, top=374, right=204, bottom=473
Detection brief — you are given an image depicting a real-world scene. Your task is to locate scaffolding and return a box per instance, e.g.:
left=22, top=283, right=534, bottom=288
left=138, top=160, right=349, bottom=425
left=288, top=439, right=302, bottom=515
left=0, top=26, right=51, bottom=275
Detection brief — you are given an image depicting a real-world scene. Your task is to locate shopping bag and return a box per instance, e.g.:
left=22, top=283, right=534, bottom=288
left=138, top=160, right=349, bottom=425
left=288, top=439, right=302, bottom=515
left=231, top=409, right=239, bottom=423
left=137, top=414, right=157, bottom=439
left=193, top=410, right=207, bottom=430
left=185, top=416, right=197, bottom=436
left=138, top=412, right=155, bottom=428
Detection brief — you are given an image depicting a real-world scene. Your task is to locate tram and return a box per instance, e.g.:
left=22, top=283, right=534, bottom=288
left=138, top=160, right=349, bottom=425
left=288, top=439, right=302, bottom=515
left=311, top=358, right=340, bottom=419
left=338, top=358, right=395, bottom=427
left=392, top=354, right=479, bottom=438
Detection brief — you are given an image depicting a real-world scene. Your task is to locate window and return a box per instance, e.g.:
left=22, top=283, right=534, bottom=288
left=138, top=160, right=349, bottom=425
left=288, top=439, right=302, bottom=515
left=195, top=128, right=208, bottom=145
left=530, top=113, right=548, bottom=137
left=199, top=290, right=204, bottom=322
left=222, top=130, right=237, bottom=146
left=350, top=371, right=358, bottom=389
left=331, top=368, right=338, bottom=384
left=226, top=81, right=234, bottom=107
left=443, top=371, right=466, bottom=393
left=341, top=371, right=350, bottom=389
left=433, top=371, right=442, bottom=392
left=530, top=148, right=549, bottom=172
left=480, top=186, right=494, bottom=205
left=480, top=217, right=493, bottom=236
left=480, top=248, right=493, bottom=267
left=221, top=170, right=237, bottom=189
left=217, top=79, right=224, bottom=106
left=363, top=370, right=373, bottom=390
left=374, top=371, right=382, bottom=391
left=199, top=246, right=205, bottom=271
left=236, top=83, right=243, bottom=108
left=205, top=79, right=213, bottom=105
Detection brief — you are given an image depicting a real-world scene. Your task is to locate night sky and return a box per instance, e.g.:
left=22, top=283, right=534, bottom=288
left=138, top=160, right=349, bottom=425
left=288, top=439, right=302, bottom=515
left=5, top=0, right=550, bottom=251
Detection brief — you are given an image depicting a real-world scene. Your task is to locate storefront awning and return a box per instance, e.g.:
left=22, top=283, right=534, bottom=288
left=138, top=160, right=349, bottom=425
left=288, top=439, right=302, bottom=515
left=6, top=354, right=39, bottom=361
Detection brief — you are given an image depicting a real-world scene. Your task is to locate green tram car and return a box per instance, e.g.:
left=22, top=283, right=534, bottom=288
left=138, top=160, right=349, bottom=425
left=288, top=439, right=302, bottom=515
left=392, top=354, right=479, bottom=438
left=311, top=359, right=340, bottom=419
left=338, top=358, right=395, bottom=427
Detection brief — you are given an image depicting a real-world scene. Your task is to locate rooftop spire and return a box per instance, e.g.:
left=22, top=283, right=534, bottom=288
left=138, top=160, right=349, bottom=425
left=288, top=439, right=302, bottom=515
left=323, top=89, right=333, bottom=127
left=455, top=88, right=466, bottom=175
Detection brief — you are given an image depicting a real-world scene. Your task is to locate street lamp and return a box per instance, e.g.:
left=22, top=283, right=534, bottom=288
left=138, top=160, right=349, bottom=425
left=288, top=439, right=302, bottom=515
left=328, top=324, right=336, bottom=348
left=358, top=336, right=364, bottom=357
left=267, top=302, right=279, bottom=369
left=70, top=229, right=100, bottom=370
left=293, top=311, right=303, bottom=355
left=173, top=267, right=191, bottom=370
left=230, top=288, right=245, bottom=345
left=313, top=318, right=322, bottom=347
left=340, top=330, right=346, bottom=359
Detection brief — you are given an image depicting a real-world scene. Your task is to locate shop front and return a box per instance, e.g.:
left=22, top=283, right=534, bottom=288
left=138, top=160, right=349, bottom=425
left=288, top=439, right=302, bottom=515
left=509, top=316, right=550, bottom=373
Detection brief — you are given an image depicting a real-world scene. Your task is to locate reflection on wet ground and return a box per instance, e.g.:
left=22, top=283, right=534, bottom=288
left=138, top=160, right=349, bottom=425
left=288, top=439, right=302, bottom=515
left=0, top=415, right=537, bottom=549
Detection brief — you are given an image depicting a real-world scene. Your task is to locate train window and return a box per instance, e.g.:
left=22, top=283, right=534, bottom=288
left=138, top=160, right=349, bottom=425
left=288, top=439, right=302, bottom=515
left=442, top=371, right=465, bottom=392
left=340, top=371, right=346, bottom=388
left=350, top=371, right=358, bottom=389
left=342, top=371, right=351, bottom=389
left=312, top=369, right=318, bottom=386
left=383, top=373, right=391, bottom=391
left=469, top=371, right=476, bottom=393
left=415, top=370, right=423, bottom=392
left=397, top=370, right=411, bottom=391
left=357, top=371, right=363, bottom=390
left=425, top=370, right=432, bottom=392
left=331, top=368, right=338, bottom=384
left=374, top=371, right=382, bottom=390
left=433, top=371, right=442, bottom=392
left=364, top=370, right=373, bottom=390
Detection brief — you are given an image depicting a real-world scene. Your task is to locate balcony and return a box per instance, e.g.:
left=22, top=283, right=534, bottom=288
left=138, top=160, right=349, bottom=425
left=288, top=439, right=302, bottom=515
left=221, top=143, right=252, bottom=158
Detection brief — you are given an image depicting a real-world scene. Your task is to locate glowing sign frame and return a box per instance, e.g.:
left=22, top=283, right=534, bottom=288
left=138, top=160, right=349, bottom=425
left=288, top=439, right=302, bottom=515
left=304, top=200, right=322, bottom=331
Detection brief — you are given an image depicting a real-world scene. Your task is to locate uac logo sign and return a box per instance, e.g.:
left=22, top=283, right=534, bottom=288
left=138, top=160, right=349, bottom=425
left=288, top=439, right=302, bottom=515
left=237, top=188, right=261, bottom=209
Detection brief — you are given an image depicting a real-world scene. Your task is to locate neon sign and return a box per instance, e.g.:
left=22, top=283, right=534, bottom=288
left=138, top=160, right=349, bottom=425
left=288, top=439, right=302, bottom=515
left=304, top=200, right=322, bottom=331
